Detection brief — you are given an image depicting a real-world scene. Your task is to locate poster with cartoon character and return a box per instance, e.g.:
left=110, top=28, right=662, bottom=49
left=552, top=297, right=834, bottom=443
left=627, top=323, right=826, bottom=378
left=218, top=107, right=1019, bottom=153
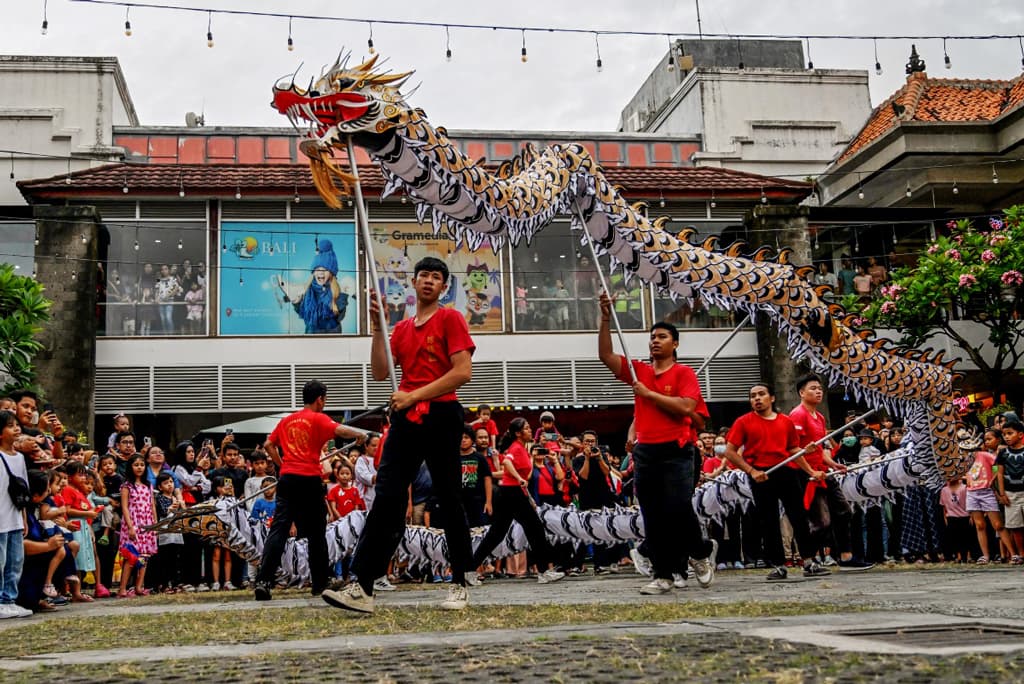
left=220, top=222, right=358, bottom=335
left=370, top=223, right=503, bottom=332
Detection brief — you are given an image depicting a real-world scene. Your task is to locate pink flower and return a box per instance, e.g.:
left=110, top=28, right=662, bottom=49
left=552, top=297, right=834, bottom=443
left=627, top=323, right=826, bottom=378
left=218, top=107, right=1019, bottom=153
left=946, top=220, right=957, bottom=229
left=852, top=317, right=867, bottom=327
left=989, top=217, right=1004, bottom=230
left=880, top=301, right=897, bottom=314
left=990, top=234, right=1007, bottom=246
left=927, top=244, right=940, bottom=255
left=945, top=249, right=961, bottom=261
left=953, top=235, right=963, bottom=244
left=1002, top=270, right=1024, bottom=286
left=981, top=250, right=996, bottom=263
left=958, top=273, right=977, bottom=287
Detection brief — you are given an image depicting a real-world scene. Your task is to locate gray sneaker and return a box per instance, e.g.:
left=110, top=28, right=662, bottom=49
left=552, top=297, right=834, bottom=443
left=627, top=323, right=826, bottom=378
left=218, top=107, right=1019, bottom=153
left=322, top=583, right=374, bottom=614
left=464, top=571, right=482, bottom=587
left=538, top=569, right=565, bottom=584
left=803, top=561, right=832, bottom=578
left=372, top=577, right=397, bottom=592
left=671, top=573, right=687, bottom=589
left=440, top=584, right=468, bottom=610
left=630, top=548, right=653, bottom=577
left=689, top=539, right=718, bottom=588
left=640, top=578, right=673, bottom=595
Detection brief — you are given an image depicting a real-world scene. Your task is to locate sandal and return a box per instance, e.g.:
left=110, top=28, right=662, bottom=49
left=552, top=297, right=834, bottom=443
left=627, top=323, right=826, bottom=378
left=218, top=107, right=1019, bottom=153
left=72, top=594, right=95, bottom=603
left=116, top=591, right=130, bottom=598
left=42, top=583, right=58, bottom=598
left=976, top=556, right=990, bottom=565
left=134, top=587, right=151, bottom=596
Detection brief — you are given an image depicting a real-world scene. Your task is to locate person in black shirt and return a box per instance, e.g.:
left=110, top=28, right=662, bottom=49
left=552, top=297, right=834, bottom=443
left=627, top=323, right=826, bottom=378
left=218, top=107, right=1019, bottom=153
left=572, top=430, right=617, bottom=574
left=209, top=442, right=248, bottom=497
left=457, top=425, right=492, bottom=527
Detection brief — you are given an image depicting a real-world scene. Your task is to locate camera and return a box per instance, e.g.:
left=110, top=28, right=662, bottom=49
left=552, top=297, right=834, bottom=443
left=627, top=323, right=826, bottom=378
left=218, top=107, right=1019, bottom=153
left=534, top=447, right=549, bottom=456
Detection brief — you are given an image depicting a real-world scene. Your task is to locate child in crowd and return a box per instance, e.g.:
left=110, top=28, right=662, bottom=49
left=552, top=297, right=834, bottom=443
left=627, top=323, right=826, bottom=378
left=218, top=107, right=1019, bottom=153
left=62, top=462, right=104, bottom=599
left=118, top=454, right=157, bottom=597
left=966, top=429, right=1012, bottom=564
left=107, top=413, right=131, bottom=452
left=470, top=404, right=499, bottom=449
left=940, top=477, right=972, bottom=562
left=184, top=280, right=205, bottom=335
left=208, top=476, right=235, bottom=590
left=243, top=451, right=271, bottom=513
left=153, top=473, right=184, bottom=592
left=857, top=430, right=881, bottom=463
left=995, top=420, right=1024, bottom=564
left=249, top=478, right=277, bottom=530
left=326, top=463, right=364, bottom=521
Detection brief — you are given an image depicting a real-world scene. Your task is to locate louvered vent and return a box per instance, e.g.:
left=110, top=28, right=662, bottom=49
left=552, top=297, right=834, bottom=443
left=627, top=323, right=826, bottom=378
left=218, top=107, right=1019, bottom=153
left=363, top=204, right=422, bottom=221
left=139, top=202, right=207, bottom=219
left=86, top=201, right=137, bottom=219
left=293, top=364, right=364, bottom=408
left=506, top=360, right=574, bottom=405
left=222, top=365, right=292, bottom=410
left=94, top=367, right=151, bottom=412
left=709, top=201, right=750, bottom=219
left=676, top=357, right=709, bottom=395
left=221, top=201, right=287, bottom=220
left=664, top=202, right=709, bottom=219
left=459, top=362, right=506, bottom=405
left=706, top=356, right=761, bottom=401
left=153, top=366, right=219, bottom=412
left=572, top=358, right=633, bottom=404
left=290, top=203, right=356, bottom=220
left=365, top=371, right=393, bottom=408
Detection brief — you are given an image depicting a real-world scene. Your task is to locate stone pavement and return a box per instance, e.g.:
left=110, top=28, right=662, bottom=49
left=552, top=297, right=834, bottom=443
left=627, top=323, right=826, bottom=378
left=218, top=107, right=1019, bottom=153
left=2, top=566, right=1023, bottom=682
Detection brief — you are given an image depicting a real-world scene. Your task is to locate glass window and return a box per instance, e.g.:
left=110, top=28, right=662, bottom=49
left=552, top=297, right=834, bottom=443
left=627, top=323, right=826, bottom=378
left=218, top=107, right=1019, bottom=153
left=220, top=222, right=359, bottom=336
left=511, top=221, right=645, bottom=332
left=0, top=222, right=35, bottom=274
left=101, top=221, right=208, bottom=337
left=651, top=221, right=749, bottom=329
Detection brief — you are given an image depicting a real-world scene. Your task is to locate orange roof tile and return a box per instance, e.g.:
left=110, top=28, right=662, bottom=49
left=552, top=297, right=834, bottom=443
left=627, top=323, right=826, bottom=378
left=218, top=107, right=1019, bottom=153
left=838, top=72, right=1024, bottom=163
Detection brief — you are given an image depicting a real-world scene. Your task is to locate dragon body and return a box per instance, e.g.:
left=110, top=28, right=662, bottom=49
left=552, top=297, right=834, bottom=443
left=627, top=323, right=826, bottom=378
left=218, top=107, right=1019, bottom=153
left=271, top=52, right=969, bottom=488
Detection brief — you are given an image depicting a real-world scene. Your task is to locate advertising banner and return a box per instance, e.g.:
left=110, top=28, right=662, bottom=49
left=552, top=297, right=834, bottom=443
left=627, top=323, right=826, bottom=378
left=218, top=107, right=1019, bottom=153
left=220, top=222, right=358, bottom=335
left=370, top=223, right=504, bottom=332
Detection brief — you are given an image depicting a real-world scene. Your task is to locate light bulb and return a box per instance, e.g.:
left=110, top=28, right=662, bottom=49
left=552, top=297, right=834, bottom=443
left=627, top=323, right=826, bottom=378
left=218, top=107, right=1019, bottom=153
left=952, top=182, right=959, bottom=195
left=177, top=239, right=183, bottom=250
left=288, top=37, right=294, bottom=51
left=368, top=38, right=375, bottom=55
left=401, top=195, right=407, bottom=204
left=122, top=184, right=129, bottom=194
left=41, top=20, right=48, bottom=35
left=992, top=166, right=999, bottom=184
left=65, top=176, right=72, bottom=185
left=905, top=183, right=912, bottom=198
left=666, top=55, right=675, bottom=72
left=81, top=233, right=87, bottom=244
left=293, top=193, right=301, bottom=204
left=760, top=190, right=767, bottom=204
left=875, top=61, right=882, bottom=75
left=34, top=234, right=39, bottom=246
left=659, top=197, right=665, bottom=208
left=858, top=189, right=865, bottom=200
left=234, top=188, right=242, bottom=200
left=446, top=48, right=452, bottom=62
left=179, top=188, right=186, bottom=198
left=133, top=240, right=140, bottom=251
left=710, top=200, right=716, bottom=209
left=239, top=275, right=244, bottom=285
left=596, top=58, right=603, bottom=72
left=71, top=271, right=77, bottom=281
left=521, top=47, right=528, bottom=63
left=207, top=31, right=214, bottom=48
left=944, top=54, right=951, bottom=69
left=125, top=21, right=132, bottom=37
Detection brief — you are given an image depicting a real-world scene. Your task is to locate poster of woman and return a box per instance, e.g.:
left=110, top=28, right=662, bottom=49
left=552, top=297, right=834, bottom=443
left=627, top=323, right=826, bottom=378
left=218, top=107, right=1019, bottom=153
left=220, top=222, right=358, bottom=335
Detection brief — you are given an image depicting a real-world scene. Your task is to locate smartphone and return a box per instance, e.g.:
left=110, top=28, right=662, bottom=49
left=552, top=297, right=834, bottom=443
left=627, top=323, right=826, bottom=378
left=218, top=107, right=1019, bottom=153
left=144, top=436, right=152, bottom=447
left=42, top=402, right=54, bottom=415
left=225, top=428, right=234, bottom=436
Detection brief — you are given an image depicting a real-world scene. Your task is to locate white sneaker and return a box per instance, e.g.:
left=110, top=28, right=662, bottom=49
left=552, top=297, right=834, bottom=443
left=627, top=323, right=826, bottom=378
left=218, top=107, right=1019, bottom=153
left=222, top=582, right=236, bottom=591
left=465, top=571, right=482, bottom=587
left=672, top=573, right=687, bottom=589
left=372, top=577, right=397, bottom=592
left=195, top=583, right=210, bottom=592
left=630, top=548, right=653, bottom=577
left=210, top=582, right=221, bottom=591
left=537, top=569, right=566, bottom=584
left=440, top=584, right=468, bottom=610
left=322, top=583, right=374, bottom=614
left=0, top=604, right=16, bottom=619
left=640, top=578, right=673, bottom=595
left=10, top=604, right=32, bottom=618
left=689, top=539, right=717, bottom=588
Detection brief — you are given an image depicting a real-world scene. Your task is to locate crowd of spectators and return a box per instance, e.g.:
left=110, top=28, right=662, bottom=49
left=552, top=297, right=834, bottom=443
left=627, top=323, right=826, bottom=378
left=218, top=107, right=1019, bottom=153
left=1, top=387, right=1021, bottom=618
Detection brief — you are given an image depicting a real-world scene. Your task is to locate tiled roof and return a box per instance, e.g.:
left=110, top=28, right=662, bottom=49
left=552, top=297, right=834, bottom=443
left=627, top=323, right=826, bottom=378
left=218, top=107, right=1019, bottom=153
left=18, top=163, right=811, bottom=200
left=837, top=71, right=1024, bottom=163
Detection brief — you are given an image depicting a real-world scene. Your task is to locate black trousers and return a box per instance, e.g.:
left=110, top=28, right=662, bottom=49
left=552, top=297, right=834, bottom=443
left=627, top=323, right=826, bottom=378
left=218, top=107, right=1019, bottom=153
left=180, top=533, right=206, bottom=586
left=751, top=466, right=814, bottom=567
left=151, top=543, right=183, bottom=589
left=472, top=486, right=555, bottom=569
left=633, top=441, right=712, bottom=579
left=351, top=401, right=473, bottom=592
left=256, top=474, right=328, bottom=591
left=807, top=477, right=852, bottom=556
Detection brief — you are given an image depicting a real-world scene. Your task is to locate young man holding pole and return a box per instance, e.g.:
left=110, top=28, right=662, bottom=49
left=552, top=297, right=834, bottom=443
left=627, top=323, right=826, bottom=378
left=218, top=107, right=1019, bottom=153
left=722, top=383, right=831, bottom=581
left=324, top=257, right=476, bottom=613
left=598, top=294, right=716, bottom=594
left=254, top=380, right=368, bottom=601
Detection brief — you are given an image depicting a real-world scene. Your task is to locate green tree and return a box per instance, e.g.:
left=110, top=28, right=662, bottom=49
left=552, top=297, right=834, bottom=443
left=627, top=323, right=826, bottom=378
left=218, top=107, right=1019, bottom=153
left=852, top=205, right=1024, bottom=398
left=0, top=263, right=52, bottom=394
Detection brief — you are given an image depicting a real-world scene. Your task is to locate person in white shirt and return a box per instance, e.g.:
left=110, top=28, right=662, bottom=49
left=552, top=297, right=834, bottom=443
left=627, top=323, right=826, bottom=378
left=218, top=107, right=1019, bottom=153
left=0, top=409, right=33, bottom=618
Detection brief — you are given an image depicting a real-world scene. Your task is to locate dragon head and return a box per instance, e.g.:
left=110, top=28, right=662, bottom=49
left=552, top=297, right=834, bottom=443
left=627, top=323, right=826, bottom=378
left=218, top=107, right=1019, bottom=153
left=271, top=52, right=412, bottom=207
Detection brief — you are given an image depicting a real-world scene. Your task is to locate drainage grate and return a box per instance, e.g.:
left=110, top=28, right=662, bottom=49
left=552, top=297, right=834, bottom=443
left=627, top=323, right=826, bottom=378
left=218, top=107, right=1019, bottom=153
left=835, top=623, right=1024, bottom=648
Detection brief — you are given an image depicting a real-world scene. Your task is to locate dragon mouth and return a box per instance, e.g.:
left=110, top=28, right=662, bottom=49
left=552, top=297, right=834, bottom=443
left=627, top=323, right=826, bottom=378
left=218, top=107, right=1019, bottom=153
left=273, top=90, right=374, bottom=147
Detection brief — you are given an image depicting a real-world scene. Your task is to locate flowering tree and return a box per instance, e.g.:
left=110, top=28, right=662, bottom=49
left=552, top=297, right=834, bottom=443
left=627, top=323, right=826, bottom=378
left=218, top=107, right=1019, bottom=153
left=854, top=205, right=1024, bottom=396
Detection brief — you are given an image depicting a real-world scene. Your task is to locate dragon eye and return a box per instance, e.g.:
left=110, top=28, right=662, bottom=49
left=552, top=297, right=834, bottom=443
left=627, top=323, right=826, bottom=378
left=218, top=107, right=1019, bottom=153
left=335, top=78, right=355, bottom=90
left=309, top=90, right=320, bottom=98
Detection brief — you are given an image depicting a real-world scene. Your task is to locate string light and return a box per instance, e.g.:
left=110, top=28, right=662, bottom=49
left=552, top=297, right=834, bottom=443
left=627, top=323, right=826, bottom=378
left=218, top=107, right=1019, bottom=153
left=367, top=21, right=375, bottom=55
left=594, top=33, right=603, bottom=72
left=8, top=153, right=13, bottom=180
left=892, top=225, right=898, bottom=245
left=122, top=173, right=129, bottom=194
left=805, top=37, right=813, bottom=70
left=124, top=6, right=132, bottom=36
left=857, top=173, right=865, bottom=200
left=445, top=25, right=452, bottom=62
left=133, top=239, right=140, bottom=251
left=287, top=16, right=294, bottom=51
left=177, top=238, right=183, bottom=250
left=65, top=159, right=72, bottom=185
left=238, top=270, right=243, bottom=286
left=234, top=186, right=242, bottom=200
left=905, top=181, right=912, bottom=198
left=206, top=11, right=214, bottom=48
left=952, top=180, right=959, bottom=195
left=943, top=38, right=951, bottom=69
left=520, top=29, right=528, bottom=63
left=760, top=187, right=767, bottom=204
left=992, top=164, right=999, bottom=184
left=666, top=35, right=675, bottom=72
left=874, top=38, right=882, bottom=75
left=659, top=190, right=665, bottom=208
left=709, top=190, right=716, bottom=209
left=1019, top=36, right=1024, bottom=70
left=179, top=171, right=186, bottom=197
left=81, top=233, right=87, bottom=244
left=41, top=0, right=48, bottom=35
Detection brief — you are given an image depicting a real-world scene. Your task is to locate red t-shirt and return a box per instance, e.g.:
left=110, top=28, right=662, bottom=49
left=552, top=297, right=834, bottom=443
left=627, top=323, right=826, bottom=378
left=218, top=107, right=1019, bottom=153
left=500, top=442, right=532, bottom=487
left=471, top=417, right=498, bottom=437
left=391, top=308, right=475, bottom=401
left=536, top=464, right=557, bottom=496
left=727, top=412, right=799, bottom=469
left=701, top=455, right=722, bottom=474
left=269, top=408, right=339, bottom=477
left=616, top=355, right=707, bottom=445
left=61, top=485, right=90, bottom=531
left=789, top=404, right=826, bottom=470
left=327, top=484, right=365, bottom=517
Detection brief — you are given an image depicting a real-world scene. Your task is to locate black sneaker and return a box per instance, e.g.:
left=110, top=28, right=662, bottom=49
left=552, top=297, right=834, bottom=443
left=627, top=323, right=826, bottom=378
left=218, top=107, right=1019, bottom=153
left=766, top=566, right=788, bottom=581
left=803, top=561, right=831, bottom=578
left=253, top=582, right=273, bottom=601
left=594, top=566, right=611, bottom=576
left=836, top=558, right=875, bottom=571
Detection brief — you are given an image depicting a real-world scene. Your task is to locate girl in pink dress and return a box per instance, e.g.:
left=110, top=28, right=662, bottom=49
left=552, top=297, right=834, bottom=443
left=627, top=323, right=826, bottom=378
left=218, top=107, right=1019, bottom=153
left=118, top=454, right=157, bottom=597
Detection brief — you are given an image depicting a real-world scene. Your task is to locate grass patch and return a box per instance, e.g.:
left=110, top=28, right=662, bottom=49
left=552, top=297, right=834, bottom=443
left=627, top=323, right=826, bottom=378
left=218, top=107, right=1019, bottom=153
left=0, top=600, right=850, bottom=658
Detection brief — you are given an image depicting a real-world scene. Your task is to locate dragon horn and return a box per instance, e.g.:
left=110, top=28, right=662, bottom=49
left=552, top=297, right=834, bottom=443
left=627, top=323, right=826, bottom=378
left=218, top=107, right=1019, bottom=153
left=357, top=53, right=381, bottom=72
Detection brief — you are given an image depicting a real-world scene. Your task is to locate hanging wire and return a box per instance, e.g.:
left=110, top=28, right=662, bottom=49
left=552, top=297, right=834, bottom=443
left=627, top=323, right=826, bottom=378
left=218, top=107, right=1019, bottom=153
left=367, top=21, right=375, bottom=54
left=805, top=37, right=813, bottom=69
left=520, top=29, right=528, bottom=63
left=41, top=0, right=49, bottom=35
left=666, top=34, right=675, bottom=72
left=873, top=38, right=882, bottom=75
left=943, top=37, right=951, bottom=69
left=445, top=25, right=452, bottom=61
left=124, top=6, right=132, bottom=36
left=594, top=33, right=603, bottom=72
left=287, top=16, right=293, bottom=51
left=206, top=10, right=213, bottom=47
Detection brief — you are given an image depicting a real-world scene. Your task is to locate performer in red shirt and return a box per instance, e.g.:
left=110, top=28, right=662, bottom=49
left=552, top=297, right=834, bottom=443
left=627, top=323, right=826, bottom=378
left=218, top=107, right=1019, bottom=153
left=599, top=294, right=715, bottom=595
left=723, top=383, right=829, bottom=581
left=253, top=380, right=368, bottom=601
left=789, top=375, right=872, bottom=571
left=324, top=257, right=476, bottom=614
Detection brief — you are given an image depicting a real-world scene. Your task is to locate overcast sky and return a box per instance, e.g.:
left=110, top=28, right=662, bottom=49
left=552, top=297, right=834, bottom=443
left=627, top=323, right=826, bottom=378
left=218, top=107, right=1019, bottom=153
left=3, top=1, right=1024, bottom=132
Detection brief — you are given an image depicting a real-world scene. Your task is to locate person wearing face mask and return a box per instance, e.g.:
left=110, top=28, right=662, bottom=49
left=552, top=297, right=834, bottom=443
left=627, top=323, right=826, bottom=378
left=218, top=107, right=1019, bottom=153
left=835, top=430, right=860, bottom=466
